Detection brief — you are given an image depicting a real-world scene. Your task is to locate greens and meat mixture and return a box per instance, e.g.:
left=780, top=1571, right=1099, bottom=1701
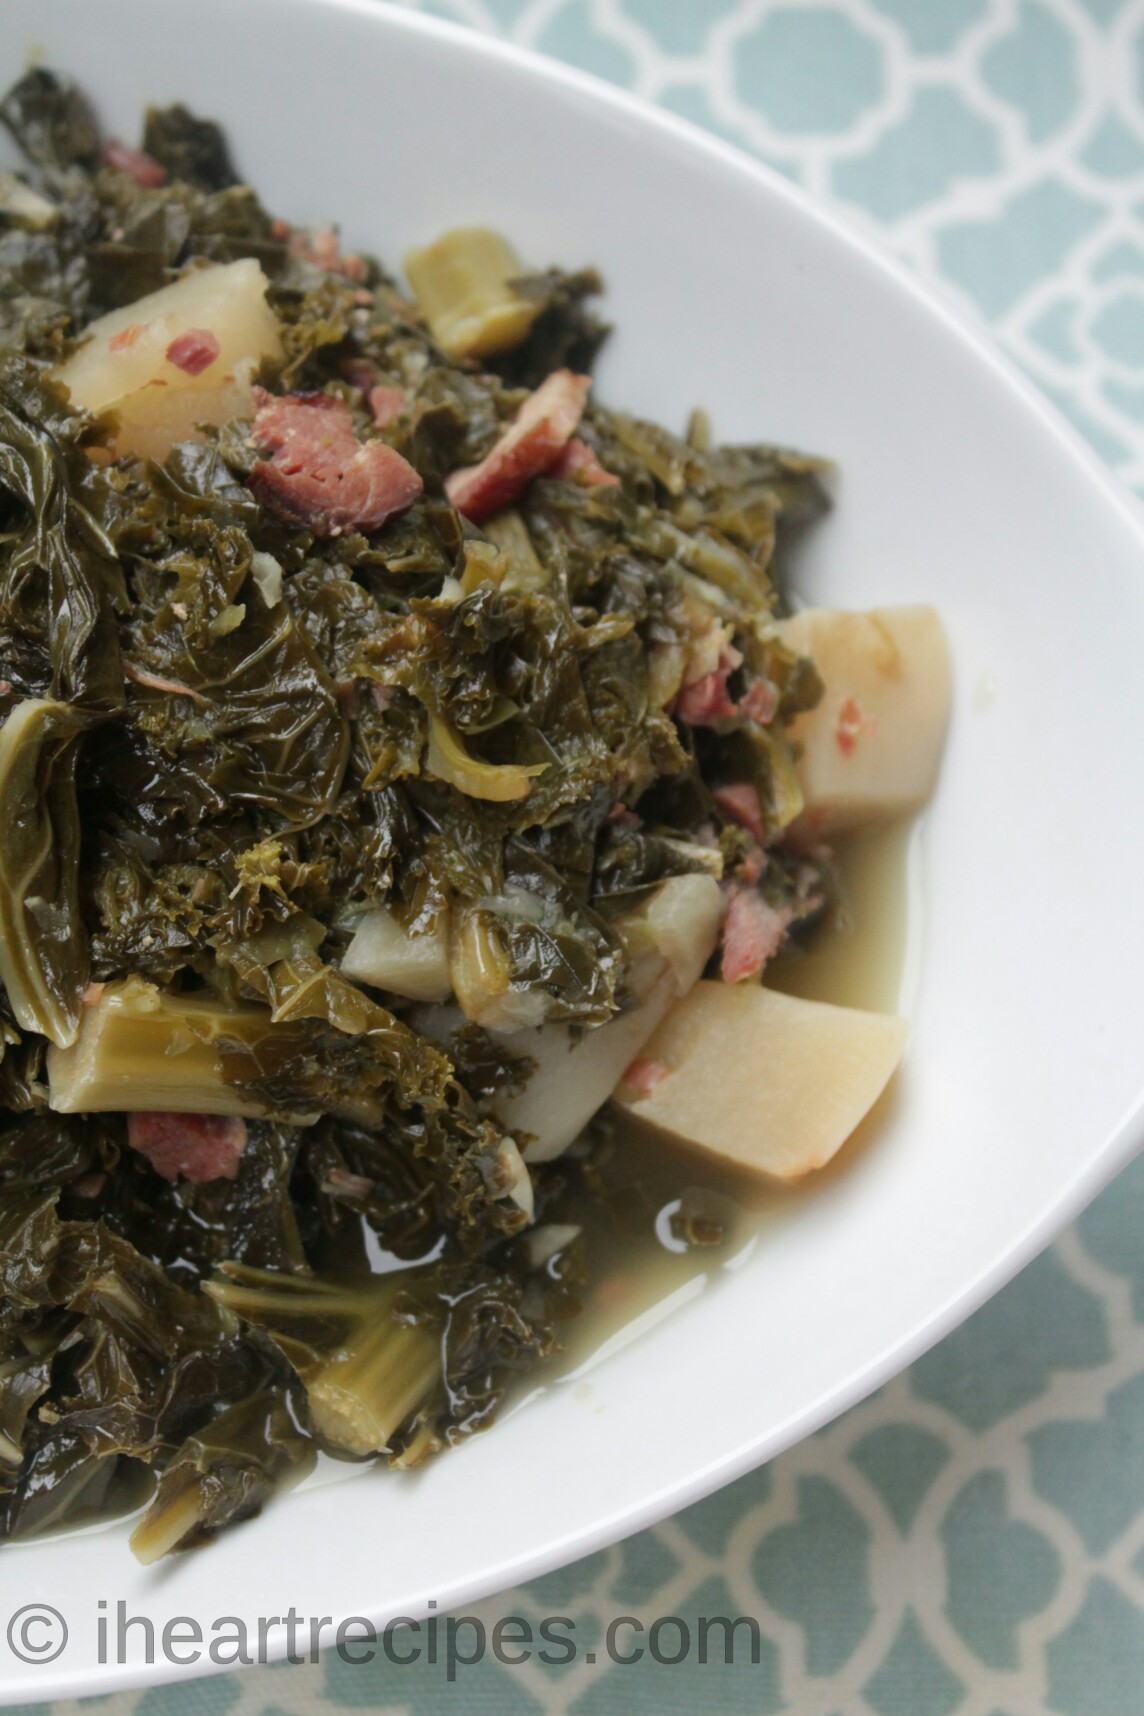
left=0, top=71, right=833, bottom=1559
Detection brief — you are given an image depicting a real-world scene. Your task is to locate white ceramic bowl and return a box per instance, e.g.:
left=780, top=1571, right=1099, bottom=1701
left=4, top=0, right=1144, bottom=1699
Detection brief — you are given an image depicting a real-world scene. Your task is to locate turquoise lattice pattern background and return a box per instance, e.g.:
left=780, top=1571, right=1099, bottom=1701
left=24, top=3, right=1144, bottom=1713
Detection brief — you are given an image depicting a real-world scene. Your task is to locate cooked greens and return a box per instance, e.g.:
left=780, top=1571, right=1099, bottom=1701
left=0, top=68, right=835, bottom=1557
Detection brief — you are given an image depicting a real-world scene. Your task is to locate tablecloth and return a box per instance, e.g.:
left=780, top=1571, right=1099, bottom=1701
left=21, top=2, right=1144, bottom=1711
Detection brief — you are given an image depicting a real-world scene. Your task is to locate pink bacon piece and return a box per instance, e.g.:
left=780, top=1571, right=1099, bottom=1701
left=674, top=652, right=777, bottom=732
left=738, top=678, right=779, bottom=726
left=249, top=388, right=423, bottom=536
left=165, top=328, right=220, bottom=377
left=740, top=845, right=765, bottom=886
left=101, top=138, right=167, bottom=188
left=445, top=369, right=591, bottom=523
left=550, top=436, right=619, bottom=488
left=720, top=888, right=793, bottom=985
left=368, top=384, right=409, bottom=429
left=127, top=1112, right=248, bottom=1184
left=712, top=782, right=766, bottom=847
left=675, top=643, right=742, bottom=726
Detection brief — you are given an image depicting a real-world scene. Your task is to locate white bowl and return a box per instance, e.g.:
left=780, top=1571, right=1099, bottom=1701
left=4, top=0, right=1144, bottom=1698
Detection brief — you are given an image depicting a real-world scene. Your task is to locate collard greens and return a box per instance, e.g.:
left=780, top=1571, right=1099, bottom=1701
left=0, top=69, right=833, bottom=1556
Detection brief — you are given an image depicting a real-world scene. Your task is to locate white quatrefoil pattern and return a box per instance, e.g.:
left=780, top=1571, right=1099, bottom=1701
left=25, top=4, right=1144, bottom=1714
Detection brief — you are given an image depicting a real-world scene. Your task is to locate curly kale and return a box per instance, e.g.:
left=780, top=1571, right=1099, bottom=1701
left=0, top=67, right=834, bottom=1558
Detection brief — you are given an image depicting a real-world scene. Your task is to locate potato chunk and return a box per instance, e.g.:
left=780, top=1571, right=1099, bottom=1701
left=776, top=605, right=950, bottom=837
left=341, top=906, right=452, bottom=1004
left=54, top=258, right=281, bottom=460
left=493, top=873, right=725, bottom=1163
left=613, top=981, right=907, bottom=1180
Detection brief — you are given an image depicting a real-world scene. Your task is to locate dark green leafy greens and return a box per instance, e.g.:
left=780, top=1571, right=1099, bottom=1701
left=0, top=68, right=833, bottom=1557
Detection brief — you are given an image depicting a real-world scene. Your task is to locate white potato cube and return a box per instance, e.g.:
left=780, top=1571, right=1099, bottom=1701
left=54, top=258, right=281, bottom=460
left=613, top=981, right=907, bottom=1181
left=341, top=906, right=452, bottom=1004
left=496, top=874, right=725, bottom=1163
left=776, top=605, right=950, bottom=836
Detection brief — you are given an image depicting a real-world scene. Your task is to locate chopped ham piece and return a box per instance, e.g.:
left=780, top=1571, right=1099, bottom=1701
left=551, top=436, right=619, bottom=488
left=81, top=982, right=106, bottom=1007
left=622, top=1057, right=671, bottom=1097
left=740, top=845, right=765, bottom=886
left=101, top=139, right=167, bottom=188
left=720, top=887, right=792, bottom=984
left=739, top=678, right=779, bottom=726
left=675, top=643, right=742, bottom=725
left=673, top=649, right=778, bottom=732
left=712, top=782, right=766, bottom=846
left=249, top=388, right=423, bottom=536
left=368, top=384, right=408, bottom=429
left=675, top=674, right=734, bottom=724
left=165, top=328, right=220, bottom=376
left=127, top=1112, right=248, bottom=1184
left=445, top=369, right=591, bottom=523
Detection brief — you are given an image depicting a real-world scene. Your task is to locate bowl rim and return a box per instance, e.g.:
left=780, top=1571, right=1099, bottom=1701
left=5, top=0, right=1144, bottom=1697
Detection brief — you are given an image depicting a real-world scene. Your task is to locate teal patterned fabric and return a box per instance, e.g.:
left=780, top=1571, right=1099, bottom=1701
left=29, top=3, right=1144, bottom=1712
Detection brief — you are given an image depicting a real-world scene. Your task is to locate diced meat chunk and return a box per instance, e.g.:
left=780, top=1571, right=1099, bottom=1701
left=101, top=139, right=167, bottom=188
left=740, top=845, right=765, bottom=886
left=165, top=328, right=220, bottom=376
left=249, top=388, right=423, bottom=536
left=675, top=674, right=735, bottom=725
left=446, top=369, right=591, bottom=522
left=675, top=643, right=742, bottom=725
left=368, top=384, right=408, bottom=428
left=712, top=782, right=766, bottom=846
left=127, top=1112, right=248, bottom=1184
left=551, top=436, right=619, bottom=487
left=720, top=888, right=792, bottom=984
left=738, top=678, right=779, bottom=726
